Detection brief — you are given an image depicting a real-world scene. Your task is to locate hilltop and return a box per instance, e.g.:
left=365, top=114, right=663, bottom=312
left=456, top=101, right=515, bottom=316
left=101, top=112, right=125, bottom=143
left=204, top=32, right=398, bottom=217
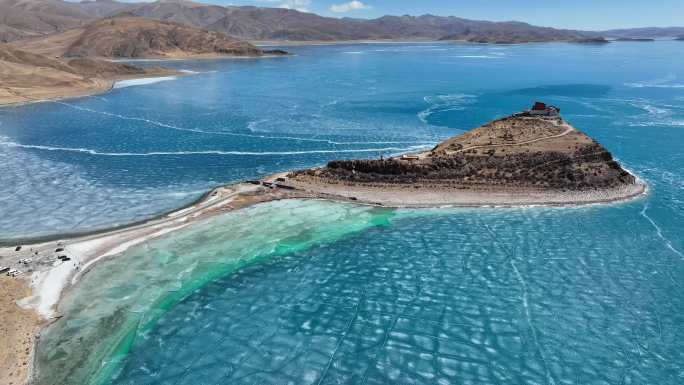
left=11, top=16, right=270, bottom=58
left=285, top=104, right=644, bottom=206
left=0, top=44, right=175, bottom=105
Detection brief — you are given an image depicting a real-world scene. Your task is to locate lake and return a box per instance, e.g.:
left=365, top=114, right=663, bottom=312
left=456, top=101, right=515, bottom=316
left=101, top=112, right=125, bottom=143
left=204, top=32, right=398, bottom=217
left=6, top=41, right=683, bottom=384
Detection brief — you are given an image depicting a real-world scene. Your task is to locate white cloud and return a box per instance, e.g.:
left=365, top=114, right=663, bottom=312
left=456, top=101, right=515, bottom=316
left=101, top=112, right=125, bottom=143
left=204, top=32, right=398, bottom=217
left=330, top=0, right=370, bottom=13
left=274, top=0, right=311, bottom=12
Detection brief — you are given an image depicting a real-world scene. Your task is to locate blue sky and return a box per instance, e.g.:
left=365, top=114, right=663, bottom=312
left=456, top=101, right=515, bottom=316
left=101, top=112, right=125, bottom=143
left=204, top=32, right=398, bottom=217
left=219, top=0, right=684, bottom=30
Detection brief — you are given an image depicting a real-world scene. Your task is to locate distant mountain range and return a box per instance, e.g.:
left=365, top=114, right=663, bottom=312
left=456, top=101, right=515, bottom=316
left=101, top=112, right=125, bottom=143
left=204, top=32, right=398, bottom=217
left=1, top=0, right=683, bottom=44
left=13, top=16, right=268, bottom=58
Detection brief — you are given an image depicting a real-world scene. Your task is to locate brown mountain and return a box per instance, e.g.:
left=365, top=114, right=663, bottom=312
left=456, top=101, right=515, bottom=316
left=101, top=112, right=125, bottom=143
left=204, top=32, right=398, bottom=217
left=0, top=0, right=587, bottom=43
left=12, top=16, right=267, bottom=58
left=0, top=0, right=133, bottom=42
left=1, top=0, right=682, bottom=44
left=126, top=2, right=586, bottom=42
left=0, top=43, right=172, bottom=105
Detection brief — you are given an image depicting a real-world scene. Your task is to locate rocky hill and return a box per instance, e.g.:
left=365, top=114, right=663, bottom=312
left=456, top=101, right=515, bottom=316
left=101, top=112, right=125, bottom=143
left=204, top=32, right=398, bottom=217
left=12, top=16, right=267, bottom=58
left=286, top=106, right=643, bottom=206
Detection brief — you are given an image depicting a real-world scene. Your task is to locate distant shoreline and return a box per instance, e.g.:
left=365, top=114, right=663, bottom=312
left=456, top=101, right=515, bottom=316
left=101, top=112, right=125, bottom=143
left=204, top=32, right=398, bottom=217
left=0, top=73, right=178, bottom=108
left=0, top=54, right=289, bottom=108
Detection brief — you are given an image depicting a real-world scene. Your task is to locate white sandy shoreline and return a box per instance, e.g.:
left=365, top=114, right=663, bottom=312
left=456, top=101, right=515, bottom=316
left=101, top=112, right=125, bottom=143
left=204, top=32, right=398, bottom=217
left=7, top=177, right=648, bottom=317
left=0, top=72, right=189, bottom=108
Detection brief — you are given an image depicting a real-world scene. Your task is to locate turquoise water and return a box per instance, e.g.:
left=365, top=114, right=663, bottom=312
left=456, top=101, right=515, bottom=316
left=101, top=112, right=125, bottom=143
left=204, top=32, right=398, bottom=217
left=34, top=200, right=400, bottom=385
left=17, top=41, right=684, bottom=384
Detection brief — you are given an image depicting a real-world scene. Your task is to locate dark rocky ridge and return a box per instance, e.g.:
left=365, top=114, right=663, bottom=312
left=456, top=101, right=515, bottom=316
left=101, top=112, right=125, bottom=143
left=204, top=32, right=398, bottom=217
left=614, top=37, right=655, bottom=42
left=573, top=37, right=610, bottom=44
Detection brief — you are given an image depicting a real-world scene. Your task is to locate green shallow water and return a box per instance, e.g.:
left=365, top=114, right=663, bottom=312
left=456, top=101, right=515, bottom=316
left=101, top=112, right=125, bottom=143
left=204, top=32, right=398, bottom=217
left=33, top=200, right=402, bottom=385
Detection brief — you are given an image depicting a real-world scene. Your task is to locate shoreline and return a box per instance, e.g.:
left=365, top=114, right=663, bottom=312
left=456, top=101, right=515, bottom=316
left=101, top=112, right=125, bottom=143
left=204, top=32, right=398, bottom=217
left=0, top=51, right=291, bottom=108
left=0, top=171, right=647, bottom=384
left=0, top=78, right=115, bottom=108
left=107, top=52, right=292, bottom=63
left=0, top=72, right=185, bottom=108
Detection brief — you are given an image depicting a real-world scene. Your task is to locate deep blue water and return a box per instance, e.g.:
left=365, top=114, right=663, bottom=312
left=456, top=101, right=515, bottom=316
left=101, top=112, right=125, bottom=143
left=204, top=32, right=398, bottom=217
left=13, top=41, right=684, bottom=384
left=2, top=42, right=683, bottom=239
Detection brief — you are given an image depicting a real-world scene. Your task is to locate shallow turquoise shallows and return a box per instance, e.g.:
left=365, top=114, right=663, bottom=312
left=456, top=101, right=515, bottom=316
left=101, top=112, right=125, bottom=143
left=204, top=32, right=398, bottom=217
left=14, top=41, right=684, bottom=384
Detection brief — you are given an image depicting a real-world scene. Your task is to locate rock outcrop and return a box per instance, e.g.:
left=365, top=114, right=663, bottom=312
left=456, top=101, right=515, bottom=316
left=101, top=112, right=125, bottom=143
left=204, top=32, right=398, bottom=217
left=290, top=107, right=639, bottom=194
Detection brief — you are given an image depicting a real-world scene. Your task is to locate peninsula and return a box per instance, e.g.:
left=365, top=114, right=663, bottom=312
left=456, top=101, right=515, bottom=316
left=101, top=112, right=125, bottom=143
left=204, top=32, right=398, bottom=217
left=0, top=103, right=646, bottom=385
left=287, top=103, right=644, bottom=206
left=0, top=44, right=176, bottom=106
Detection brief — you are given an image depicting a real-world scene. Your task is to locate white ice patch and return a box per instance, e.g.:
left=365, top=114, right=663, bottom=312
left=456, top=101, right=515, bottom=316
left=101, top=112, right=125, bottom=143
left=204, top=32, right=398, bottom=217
left=114, top=76, right=178, bottom=89
left=418, top=93, right=477, bottom=124
left=0, top=144, right=210, bottom=239
left=453, top=55, right=504, bottom=59
left=51, top=102, right=425, bottom=146
left=625, top=74, right=684, bottom=89
left=624, top=99, right=684, bottom=128
left=0, top=137, right=430, bottom=157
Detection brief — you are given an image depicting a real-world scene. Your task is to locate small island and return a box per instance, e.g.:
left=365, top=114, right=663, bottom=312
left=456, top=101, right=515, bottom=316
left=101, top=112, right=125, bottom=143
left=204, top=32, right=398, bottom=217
left=614, top=37, right=655, bottom=42
left=286, top=102, right=645, bottom=206
left=572, top=37, right=611, bottom=44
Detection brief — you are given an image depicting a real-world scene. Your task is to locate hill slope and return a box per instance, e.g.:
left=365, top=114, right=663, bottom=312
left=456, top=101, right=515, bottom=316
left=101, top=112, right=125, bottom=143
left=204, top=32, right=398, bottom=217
left=286, top=108, right=644, bottom=206
left=13, top=16, right=267, bottom=58
left=0, top=44, right=173, bottom=104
